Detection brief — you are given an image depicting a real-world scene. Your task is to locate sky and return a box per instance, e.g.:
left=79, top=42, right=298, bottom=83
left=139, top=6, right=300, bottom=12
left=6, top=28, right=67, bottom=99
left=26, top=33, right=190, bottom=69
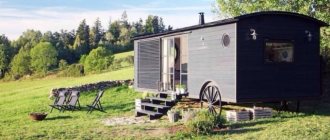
left=0, top=0, right=218, bottom=40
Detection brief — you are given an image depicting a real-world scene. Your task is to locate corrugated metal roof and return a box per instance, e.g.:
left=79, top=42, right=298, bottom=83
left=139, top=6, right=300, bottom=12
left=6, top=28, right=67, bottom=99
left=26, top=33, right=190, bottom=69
left=133, top=11, right=328, bottom=40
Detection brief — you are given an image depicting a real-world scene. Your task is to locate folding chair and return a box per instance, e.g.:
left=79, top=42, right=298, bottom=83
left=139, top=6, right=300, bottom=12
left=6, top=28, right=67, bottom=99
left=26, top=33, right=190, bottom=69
left=87, top=90, right=105, bottom=113
left=64, top=90, right=81, bottom=111
left=50, top=90, right=67, bottom=113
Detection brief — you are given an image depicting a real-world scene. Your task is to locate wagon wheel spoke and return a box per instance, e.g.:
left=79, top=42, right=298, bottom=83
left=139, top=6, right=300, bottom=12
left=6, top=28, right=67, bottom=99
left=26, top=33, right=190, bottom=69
left=213, top=104, right=222, bottom=115
left=212, top=92, right=219, bottom=104
left=210, top=106, right=216, bottom=114
left=206, top=86, right=211, bottom=103
left=210, top=86, right=214, bottom=103
left=201, top=88, right=209, bottom=107
left=203, top=88, right=210, bottom=102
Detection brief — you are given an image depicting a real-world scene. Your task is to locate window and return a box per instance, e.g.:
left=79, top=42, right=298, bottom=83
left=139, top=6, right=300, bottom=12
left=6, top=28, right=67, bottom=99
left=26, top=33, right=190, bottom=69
left=222, top=34, right=230, bottom=47
left=264, top=41, right=294, bottom=63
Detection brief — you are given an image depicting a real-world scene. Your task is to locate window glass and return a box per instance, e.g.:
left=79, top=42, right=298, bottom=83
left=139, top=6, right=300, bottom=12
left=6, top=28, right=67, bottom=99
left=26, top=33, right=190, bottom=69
left=181, top=56, right=188, bottom=73
left=181, top=74, right=188, bottom=89
left=264, top=41, right=294, bottom=63
left=222, top=34, right=230, bottom=47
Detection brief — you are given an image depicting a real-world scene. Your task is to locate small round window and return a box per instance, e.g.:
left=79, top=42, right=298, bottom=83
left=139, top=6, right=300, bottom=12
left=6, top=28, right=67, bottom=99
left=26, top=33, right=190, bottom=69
left=222, top=34, right=230, bottom=47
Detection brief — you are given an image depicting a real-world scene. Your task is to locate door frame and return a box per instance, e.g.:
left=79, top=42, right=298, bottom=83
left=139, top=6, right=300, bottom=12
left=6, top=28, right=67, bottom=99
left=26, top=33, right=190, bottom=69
left=160, top=34, right=188, bottom=91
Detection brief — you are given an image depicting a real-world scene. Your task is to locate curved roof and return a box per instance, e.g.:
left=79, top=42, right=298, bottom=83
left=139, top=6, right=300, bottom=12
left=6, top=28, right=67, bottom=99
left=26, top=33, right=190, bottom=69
left=235, top=11, right=328, bottom=26
left=133, top=11, right=328, bottom=40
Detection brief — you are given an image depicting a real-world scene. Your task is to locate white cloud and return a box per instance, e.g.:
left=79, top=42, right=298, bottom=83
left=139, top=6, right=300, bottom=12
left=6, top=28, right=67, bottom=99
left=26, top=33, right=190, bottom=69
left=0, top=5, right=217, bottom=40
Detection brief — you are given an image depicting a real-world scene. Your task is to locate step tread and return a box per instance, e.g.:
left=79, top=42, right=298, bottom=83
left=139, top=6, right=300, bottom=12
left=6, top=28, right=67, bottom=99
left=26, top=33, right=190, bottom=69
left=158, top=91, right=174, bottom=94
left=141, top=102, right=171, bottom=108
left=136, top=109, right=162, bottom=116
left=148, top=97, right=174, bottom=102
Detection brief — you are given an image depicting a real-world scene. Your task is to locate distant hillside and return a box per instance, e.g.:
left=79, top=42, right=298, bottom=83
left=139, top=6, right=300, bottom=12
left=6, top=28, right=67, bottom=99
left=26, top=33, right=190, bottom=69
left=114, top=51, right=134, bottom=60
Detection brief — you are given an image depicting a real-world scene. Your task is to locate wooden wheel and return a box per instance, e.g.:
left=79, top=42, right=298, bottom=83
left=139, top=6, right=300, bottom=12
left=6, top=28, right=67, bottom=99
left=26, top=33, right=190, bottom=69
left=200, top=85, right=222, bottom=115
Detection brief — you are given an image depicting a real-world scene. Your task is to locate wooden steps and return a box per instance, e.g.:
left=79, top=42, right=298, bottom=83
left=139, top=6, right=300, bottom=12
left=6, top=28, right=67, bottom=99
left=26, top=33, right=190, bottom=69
left=135, top=91, right=183, bottom=120
left=149, top=97, right=173, bottom=102
left=140, top=102, right=170, bottom=109
left=135, top=109, right=163, bottom=120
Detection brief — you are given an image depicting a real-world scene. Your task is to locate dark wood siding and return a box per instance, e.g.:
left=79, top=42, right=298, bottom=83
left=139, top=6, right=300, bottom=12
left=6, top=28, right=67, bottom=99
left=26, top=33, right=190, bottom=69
left=188, top=24, right=237, bottom=102
left=236, top=15, right=321, bottom=102
left=136, top=38, right=161, bottom=90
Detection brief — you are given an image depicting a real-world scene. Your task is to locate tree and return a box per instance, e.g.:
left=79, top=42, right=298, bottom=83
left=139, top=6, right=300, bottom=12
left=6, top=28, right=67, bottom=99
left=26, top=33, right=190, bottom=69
left=10, top=47, right=31, bottom=79
left=119, top=27, right=129, bottom=46
left=72, top=19, right=91, bottom=60
left=84, top=46, right=114, bottom=72
left=108, top=21, right=121, bottom=43
left=158, top=17, right=166, bottom=32
left=145, top=15, right=154, bottom=34
left=30, top=42, right=58, bottom=74
left=90, top=18, right=104, bottom=49
left=58, top=30, right=75, bottom=63
left=0, top=35, right=11, bottom=77
left=167, top=25, right=173, bottom=31
left=145, top=15, right=166, bottom=34
left=133, top=18, right=145, bottom=34
left=121, top=11, right=129, bottom=28
left=0, top=45, right=8, bottom=78
left=14, top=30, right=42, bottom=50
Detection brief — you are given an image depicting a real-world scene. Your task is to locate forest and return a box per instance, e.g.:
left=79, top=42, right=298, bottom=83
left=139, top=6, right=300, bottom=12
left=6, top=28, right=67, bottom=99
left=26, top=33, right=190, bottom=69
left=0, top=11, right=172, bottom=80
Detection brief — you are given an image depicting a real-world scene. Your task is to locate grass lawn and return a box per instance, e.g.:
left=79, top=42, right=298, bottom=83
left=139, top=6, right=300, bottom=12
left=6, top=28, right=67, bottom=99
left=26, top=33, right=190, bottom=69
left=114, top=51, right=134, bottom=59
left=173, top=104, right=330, bottom=140
left=0, top=55, right=330, bottom=139
left=0, top=67, right=137, bottom=139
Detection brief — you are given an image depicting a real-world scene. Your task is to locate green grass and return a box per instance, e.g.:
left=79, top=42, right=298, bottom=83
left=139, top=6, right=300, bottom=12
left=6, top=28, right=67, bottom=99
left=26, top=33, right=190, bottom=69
left=0, top=67, right=137, bottom=139
left=114, top=51, right=134, bottom=59
left=113, top=51, right=134, bottom=68
left=173, top=106, right=330, bottom=140
left=1, top=61, right=330, bottom=139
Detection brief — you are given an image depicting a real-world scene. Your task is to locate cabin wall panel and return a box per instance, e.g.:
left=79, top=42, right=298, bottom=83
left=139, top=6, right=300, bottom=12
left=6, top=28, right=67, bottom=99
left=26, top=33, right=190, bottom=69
left=188, top=23, right=237, bottom=102
left=236, top=15, right=321, bottom=101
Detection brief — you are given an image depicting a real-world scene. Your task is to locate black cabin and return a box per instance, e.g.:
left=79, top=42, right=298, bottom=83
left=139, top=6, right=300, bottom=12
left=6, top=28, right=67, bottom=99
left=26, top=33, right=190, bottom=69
left=133, top=11, right=328, bottom=104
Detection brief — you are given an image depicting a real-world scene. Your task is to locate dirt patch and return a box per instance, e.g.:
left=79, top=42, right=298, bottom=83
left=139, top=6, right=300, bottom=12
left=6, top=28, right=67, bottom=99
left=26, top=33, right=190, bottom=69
left=168, top=125, right=186, bottom=133
left=103, top=116, right=157, bottom=126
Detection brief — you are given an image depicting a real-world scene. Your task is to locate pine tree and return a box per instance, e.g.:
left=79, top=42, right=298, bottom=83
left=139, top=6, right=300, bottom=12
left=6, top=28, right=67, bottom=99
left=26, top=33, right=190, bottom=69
left=72, top=19, right=91, bottom=61
left=90, top=18, right=104, bottom=50
left=108, top=21, right=121, bottom=44
left=145, top=15, right=154, bottom=34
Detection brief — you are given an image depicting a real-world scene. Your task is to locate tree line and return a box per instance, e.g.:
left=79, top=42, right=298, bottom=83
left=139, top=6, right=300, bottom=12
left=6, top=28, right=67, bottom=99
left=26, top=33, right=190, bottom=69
left=0, top=11, right=172, bottom=80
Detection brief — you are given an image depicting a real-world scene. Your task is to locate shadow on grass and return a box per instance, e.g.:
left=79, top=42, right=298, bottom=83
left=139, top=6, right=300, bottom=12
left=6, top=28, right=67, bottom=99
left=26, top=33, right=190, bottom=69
left=219, top=127, right=263, bottom=135
left=70, top=102, right=132, bottom=113
left=45, top=115, right=72, bottom=121
left=224, top=99, right=330, bottom=118
left=102, top=102, right=133, bottom=112
left=229, top=119, right=281, bottom=129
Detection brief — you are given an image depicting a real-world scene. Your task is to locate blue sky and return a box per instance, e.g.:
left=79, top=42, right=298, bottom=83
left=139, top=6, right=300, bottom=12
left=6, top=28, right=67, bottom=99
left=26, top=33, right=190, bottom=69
left=0, top=0, right=218, bottom=39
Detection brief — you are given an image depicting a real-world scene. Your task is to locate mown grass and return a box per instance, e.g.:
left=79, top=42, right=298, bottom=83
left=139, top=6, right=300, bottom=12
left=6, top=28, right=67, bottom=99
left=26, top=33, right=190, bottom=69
left=0, top=67, right=137, bottom=139
left=171, top=102, right=330, bottom=140
left=113, top=51, right=134, bottom=59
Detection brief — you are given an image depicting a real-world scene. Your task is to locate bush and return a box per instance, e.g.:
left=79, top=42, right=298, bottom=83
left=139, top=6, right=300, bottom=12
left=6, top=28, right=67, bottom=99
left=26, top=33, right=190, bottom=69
left=110, top=59, right=122, bottom=70
left=10, top=48, right=31, bottom=79
left=30, top=42, right=58, bottom=74
left=186, top=110, right=226, bottom=135
left=84, top=47, right=114, bottom=72
left=58, top=64, right=84, bottom=77
left=58, top=59, right=68, bottom=70
left=124, top=55, right=134, bottom=65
